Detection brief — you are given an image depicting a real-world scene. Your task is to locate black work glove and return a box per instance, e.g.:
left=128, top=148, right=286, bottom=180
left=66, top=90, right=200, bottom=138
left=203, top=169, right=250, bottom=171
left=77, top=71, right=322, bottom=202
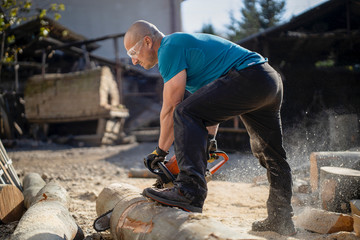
left=144, top=146, right=169, bottom=172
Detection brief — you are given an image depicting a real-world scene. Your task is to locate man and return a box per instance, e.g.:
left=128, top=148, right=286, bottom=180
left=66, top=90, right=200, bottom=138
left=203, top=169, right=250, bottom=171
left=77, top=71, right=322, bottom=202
left=124, top=20, right=295, bottom=236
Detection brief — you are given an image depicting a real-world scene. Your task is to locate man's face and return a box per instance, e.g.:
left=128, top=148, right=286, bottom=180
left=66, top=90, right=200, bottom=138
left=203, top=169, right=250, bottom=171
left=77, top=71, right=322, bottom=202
left=125, top=36, right=157, bottom=70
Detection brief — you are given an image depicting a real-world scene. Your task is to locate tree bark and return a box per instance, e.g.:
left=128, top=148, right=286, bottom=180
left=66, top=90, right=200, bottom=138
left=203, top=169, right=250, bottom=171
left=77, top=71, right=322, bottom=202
left=11, top=174, right=83, bottom=240
left=96, top=183, right=261, bottom=240
left=0, top=184, right=25, bottom=223
left=319, top=166, right=360, bottom=213
left=310, top=151, right=360, bottom=192
left=22, top=172, right=46, bottom=208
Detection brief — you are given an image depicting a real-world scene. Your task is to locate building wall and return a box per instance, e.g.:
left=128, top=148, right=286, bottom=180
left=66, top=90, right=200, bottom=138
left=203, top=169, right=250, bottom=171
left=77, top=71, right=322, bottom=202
left=54, top=0, right=183, bottom=59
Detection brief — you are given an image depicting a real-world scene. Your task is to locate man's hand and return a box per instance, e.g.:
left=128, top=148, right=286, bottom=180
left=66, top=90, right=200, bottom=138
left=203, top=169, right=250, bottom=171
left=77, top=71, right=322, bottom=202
left=144, top=146, right=169, bottom=172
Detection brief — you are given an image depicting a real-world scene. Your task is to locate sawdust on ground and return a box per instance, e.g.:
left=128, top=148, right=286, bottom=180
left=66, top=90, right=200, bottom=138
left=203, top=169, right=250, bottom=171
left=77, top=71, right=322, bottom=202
left=1, top=141, right=359, bottom=240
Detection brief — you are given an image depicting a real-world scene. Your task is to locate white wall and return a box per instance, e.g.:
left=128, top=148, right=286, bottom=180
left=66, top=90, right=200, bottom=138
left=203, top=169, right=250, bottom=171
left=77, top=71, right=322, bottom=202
left=52, top=0, right=183, bottom=59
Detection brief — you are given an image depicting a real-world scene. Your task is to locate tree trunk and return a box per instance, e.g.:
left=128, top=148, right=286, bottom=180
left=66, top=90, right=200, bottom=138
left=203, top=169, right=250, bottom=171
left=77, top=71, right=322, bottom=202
left=11, top=174, right=83, bottom=240
left=96, top=183, right=261, bottom=240
left=22, top=172, right=46, bottom=208
left=0, top=184, right=25, bottom=223
left=319, top=166, right=360, bottom=213
left=310, top=151, right=360, bottom=192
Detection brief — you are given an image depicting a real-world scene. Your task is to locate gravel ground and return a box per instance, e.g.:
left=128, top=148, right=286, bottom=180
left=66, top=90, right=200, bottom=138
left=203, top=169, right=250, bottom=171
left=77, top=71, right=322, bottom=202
left=0, top=140, right=359, bottom=240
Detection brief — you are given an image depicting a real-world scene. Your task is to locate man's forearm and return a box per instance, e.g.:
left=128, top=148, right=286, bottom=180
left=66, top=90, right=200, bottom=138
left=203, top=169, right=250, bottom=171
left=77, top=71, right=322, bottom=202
left=158, top=109, right=175, bottom=152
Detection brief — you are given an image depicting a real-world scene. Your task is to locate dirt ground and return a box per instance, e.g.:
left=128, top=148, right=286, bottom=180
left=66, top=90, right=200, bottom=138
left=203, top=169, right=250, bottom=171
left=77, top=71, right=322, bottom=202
left=1, top=140, right=359, bottom=240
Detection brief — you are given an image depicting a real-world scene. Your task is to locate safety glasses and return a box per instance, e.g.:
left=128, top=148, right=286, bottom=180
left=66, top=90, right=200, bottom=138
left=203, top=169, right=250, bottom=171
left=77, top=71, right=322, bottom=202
left=127, top=38, right=144, bottom=58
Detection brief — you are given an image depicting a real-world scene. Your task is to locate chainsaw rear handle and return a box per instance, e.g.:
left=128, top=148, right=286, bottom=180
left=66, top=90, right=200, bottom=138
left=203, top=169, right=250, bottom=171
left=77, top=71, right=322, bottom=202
left=209, top=151, right=229, bottom=175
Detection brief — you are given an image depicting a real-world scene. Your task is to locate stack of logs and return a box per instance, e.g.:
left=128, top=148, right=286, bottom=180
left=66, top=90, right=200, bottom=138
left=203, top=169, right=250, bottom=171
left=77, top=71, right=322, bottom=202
left=296, top=151, right=360, bottom=235
left=0, top=172, right=83, bottom=240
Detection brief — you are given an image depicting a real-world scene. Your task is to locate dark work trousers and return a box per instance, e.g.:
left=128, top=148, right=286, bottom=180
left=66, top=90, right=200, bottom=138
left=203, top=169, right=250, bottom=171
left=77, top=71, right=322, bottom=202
left=173, top=62, right=293, bottom=219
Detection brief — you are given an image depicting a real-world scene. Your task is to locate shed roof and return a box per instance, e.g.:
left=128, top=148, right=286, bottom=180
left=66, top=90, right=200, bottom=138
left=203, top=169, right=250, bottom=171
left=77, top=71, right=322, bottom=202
left=238, top=0, right=360, bottom=65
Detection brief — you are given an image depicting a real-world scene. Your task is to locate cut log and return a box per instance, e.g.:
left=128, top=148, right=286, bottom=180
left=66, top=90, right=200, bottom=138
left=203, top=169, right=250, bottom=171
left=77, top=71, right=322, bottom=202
left=127, top=169, right=157, bottom=178
left=354, top=214, right=360, bottom=236
left=22, top=172, right=46, bottom=208
left=0, top=184, right=25, bottom=223
left=96, top=183, right=263, bottom=240
left=295, top=207, right=354, bottom=234
left=11, top=179, right=83, bottom=240
left=310, top=151, right=360, bottom=192
left=350, top=199, right=360, bottom=216
left=319, top=166, right=360, bottom=213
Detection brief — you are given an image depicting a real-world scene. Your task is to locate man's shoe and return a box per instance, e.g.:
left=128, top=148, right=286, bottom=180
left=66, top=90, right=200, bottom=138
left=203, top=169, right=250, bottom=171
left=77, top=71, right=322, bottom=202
left=251, top=217, right=296, bottom=236
left=143, top=187, right=203, bottom=213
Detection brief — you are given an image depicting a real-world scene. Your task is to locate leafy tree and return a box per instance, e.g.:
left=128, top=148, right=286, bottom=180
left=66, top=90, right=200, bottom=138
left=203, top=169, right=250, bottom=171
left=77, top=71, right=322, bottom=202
left=200, top=22, right=216, bottom=35
left=0, top=0, right=65, bottom=81
left=227, top=0, right=285, bottom=42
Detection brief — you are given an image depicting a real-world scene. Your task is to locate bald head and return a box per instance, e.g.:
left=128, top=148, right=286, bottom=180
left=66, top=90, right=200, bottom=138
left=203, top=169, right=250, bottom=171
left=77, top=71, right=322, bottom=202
left=124, top=20, right=164, bottom=49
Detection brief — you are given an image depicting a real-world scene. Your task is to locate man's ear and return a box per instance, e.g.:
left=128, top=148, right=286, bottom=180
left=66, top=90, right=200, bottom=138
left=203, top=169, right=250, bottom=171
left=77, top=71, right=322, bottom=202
left=144, top=35, right=153, bottom=48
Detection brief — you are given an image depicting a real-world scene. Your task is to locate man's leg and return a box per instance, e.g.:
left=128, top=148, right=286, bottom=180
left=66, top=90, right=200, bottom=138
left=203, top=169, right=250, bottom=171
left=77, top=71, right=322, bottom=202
left=240, top=109, right=295, bottom=235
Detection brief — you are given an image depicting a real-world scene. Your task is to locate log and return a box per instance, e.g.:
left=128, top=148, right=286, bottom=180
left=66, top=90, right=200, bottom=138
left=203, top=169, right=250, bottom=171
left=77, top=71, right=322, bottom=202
left=11, top=178, right=83, bottom=240
left=295, top=207, right=354, bottom=234
left=354, top=214, right=360, bottom=236
left=0, top=184, right=25, bottom=223
left=319, top=166, right=360, bottom=213
left=127, top=168, right=157, bottom=178
left=22, top=172, right=46, bottom=208
left=96, top=183, right=263, bottom=240
left=310, top=151, right=360, bottom=192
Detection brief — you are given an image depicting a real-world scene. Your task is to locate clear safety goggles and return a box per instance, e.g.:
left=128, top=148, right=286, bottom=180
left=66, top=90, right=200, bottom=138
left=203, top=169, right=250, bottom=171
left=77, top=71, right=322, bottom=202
left=127, top=38, right=144, bottom=58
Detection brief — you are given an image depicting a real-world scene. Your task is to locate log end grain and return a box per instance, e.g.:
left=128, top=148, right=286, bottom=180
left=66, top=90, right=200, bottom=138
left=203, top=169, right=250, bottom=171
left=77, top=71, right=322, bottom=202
left=0, top=184, right=25, bottom=223
left=354, top=214, right=360, bottom=236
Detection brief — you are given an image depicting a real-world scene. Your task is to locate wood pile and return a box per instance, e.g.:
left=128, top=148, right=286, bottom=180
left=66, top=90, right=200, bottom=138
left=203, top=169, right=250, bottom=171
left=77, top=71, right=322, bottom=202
left=24, top=66, right=129, bottom=146
left=294, top=150, right=360, bottom=235
left=11, top=172, right=84, bottom=240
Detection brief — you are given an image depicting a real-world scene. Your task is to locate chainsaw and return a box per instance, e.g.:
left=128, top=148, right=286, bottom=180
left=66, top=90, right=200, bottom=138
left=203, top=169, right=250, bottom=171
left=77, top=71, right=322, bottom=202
left=93, top=150, right=229, bottom=232
left=152, top=150, right=229, bottom=188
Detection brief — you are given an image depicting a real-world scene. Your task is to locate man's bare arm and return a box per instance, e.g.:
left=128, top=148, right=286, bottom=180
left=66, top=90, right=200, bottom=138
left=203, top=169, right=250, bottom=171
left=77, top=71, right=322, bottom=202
left=158, top=69, right=186, bottom=151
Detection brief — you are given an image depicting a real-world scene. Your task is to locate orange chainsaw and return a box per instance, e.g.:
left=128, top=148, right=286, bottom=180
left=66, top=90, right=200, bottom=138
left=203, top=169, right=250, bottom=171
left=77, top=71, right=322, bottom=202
left=153, top=150, right=229, bottom=187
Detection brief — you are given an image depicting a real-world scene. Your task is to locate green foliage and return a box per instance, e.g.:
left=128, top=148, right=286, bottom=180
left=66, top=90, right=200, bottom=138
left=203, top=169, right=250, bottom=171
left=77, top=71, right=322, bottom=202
left=227, top=0, right=285, bottom=42
left=0, top=1, right=65, bottom=67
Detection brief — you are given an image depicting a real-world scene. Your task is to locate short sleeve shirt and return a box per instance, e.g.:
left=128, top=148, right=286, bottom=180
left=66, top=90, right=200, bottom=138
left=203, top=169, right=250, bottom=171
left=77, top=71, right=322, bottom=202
left=157, top=33, right=267, bottom=93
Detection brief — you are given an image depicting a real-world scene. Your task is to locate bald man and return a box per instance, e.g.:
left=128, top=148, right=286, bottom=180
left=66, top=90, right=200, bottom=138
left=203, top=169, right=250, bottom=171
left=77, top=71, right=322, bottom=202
left=124, top=20, right=295, bottom=236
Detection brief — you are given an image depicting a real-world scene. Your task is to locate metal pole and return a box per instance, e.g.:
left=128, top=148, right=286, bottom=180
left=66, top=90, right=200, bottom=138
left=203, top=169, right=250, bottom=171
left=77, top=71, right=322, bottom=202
left=14, top=51, right=19, bottom=92
left=41, top=49, right=46, bottom=80
left=113, top=37, right=123, bottom=105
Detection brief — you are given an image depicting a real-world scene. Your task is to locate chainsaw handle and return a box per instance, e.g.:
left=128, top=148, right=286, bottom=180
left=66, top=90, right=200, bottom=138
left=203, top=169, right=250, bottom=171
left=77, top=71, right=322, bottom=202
left=209, top=151, right=229, bottom=175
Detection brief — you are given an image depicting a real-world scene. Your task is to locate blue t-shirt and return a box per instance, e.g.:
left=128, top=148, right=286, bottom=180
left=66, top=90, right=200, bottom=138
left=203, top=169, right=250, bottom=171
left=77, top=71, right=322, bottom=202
left=158, top=33, right=267, bottom=93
